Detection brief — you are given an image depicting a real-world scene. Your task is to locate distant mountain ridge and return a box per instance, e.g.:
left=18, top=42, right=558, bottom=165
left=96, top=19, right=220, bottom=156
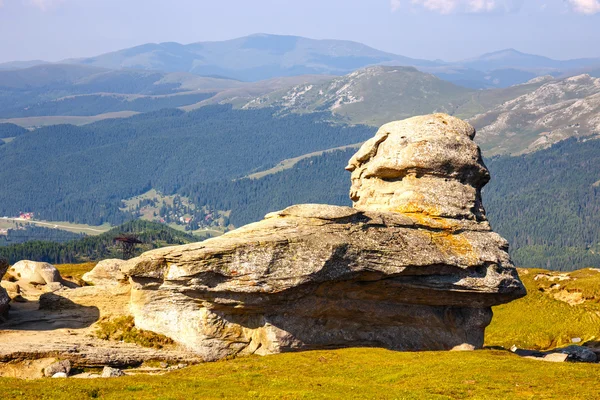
left=4, top=35, right=600, bottom=88
left=64, top=34, right=437, bottom=82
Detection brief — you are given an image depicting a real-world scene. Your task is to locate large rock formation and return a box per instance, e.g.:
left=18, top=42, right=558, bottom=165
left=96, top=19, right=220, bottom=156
left=122, top=114, right=526, bottom=361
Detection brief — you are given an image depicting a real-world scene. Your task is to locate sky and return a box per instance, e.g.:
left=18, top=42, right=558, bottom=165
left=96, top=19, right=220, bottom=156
left=0, top=0, right=599, bottom=63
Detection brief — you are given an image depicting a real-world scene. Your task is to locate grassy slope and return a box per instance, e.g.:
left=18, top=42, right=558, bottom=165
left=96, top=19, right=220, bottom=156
left=487, top=268, right=600, bottom=350
left=0, top=349, right=598, bottom=399
left=1, top=266, right=596, bottom=398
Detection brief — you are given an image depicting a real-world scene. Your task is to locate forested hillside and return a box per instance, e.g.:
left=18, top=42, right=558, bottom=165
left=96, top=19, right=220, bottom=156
left=181, top=138, right=600, bottom=271
left=0, top=92, right=216, bottom=118
left=0, top=105, right=374, bottom=225
left=0, top=225, right=83, bottom=247
left=0, top=123, right=28, bottom=138
left=0, top=220, right=198, bottom=264
left=485, top=136, right=600, bottom=271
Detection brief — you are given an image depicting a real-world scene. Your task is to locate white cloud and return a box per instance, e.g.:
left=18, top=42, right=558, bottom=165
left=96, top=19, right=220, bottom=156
left=567, top=0, right=600, bottom=14
left=389, top=0, right=526, bottom=14
left=29, top=0, right=65, bottom=10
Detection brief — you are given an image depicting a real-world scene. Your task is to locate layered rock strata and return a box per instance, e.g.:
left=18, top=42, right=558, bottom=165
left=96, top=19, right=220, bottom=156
left=122, top=113, right=526, bottom=361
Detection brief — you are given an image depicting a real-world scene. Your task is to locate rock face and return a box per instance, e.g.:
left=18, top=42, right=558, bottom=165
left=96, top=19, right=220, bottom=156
left=122, top=114, right=526, bottom=361
left=0, top=259, right=10, bottom=317
left=82, top=259, right=126, bottom=287
left=10, top=261, right=61, bottom=285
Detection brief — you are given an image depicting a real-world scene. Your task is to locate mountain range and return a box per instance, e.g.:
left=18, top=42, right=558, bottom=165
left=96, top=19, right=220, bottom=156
left=2, top=34, right=600, bottom=88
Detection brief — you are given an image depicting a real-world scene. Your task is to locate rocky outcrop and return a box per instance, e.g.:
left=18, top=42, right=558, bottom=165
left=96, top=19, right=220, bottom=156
left=122, top=114, right=526, bottom=361
left=82, top=259, right=127, bottom=287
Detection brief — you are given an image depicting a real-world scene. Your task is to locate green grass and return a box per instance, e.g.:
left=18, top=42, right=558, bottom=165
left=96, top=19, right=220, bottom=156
left=486, top=268, right=600, bottom=350
left=0, top=348, right=598, bottom=399
left=1, top=266, right=598, bottom=398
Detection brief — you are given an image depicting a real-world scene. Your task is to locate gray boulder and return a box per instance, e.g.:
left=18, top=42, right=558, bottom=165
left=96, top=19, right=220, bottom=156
left=559, top=345, right=598, bottom=363
left=122, top=114, right=526, bottom=362
left=82, top=259, right=127, bottom=286
left=102, top=366, right=125, bottom=377
left=44, top=360, right=71, bottom=377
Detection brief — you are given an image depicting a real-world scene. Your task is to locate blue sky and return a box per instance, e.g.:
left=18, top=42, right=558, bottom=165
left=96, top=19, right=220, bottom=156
left=0, top=0, right=599, bottom=63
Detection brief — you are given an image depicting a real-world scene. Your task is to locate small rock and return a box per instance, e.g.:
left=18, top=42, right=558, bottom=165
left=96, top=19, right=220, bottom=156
left=543, top=353, right=569, bottom=362
left=52, top=372, right=68, bottom=378
left=177, top=363, right=188, bottom=369
left=44, top=360, right=71, bottom=377
left=559, top=345, right=598, bottom=363
left=102, top=366, right=125, bottom=378
left=72, top=373, right=101, bottom=379
left=82, top=259, right=127, bottom=286
left=451, top=343, right=476, bottom=351
left=44, top=282, right=64, bottom=292
left=159, top=362, right=168, bottom=368
left=571, top=337, right=582, bottom=343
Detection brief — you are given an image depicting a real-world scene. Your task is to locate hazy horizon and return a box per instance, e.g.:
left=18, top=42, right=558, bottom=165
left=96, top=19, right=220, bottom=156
left=0, top=0, right=599, bottom=64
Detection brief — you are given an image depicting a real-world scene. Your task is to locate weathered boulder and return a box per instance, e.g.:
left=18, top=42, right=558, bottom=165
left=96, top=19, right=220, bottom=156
left=102, top=366, right=125, bottom=377
left=122, top=114, right=526, bottom=361
left=44, top=360, right=71, bottom=377
left=82, top=259, right=126, bottom=286
left=0, top=258, right=9, bottom=279
left=0, top=258, right=10, bottom=317
left=10, top=260, right=61, bottom=285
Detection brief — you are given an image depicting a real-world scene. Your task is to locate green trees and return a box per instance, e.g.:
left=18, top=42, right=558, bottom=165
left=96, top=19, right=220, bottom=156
left=0, top=220, right=198, bottom=264
left=0, top=105, right=374, bottom=225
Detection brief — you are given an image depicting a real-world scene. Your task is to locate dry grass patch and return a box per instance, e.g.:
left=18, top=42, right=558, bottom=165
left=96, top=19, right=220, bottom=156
left=95, top=316, right=174, bottom=349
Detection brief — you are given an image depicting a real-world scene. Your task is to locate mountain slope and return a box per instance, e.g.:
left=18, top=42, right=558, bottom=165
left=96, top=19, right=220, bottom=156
left=242, top=66, right=475, bottom=126
left=67, top=34, right=437, bottom=82
left=0, top=105, right=374, bottom=225
left=470, top=74, right=600, bottom=154
left=458, top=49, right=600, bottom=73
left=240, top=66, right=551, bottom=129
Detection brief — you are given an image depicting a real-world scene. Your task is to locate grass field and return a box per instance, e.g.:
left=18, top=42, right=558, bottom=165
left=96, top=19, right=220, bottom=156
left=486, top=268, right=600, bottom=350
left=0, top=218, right=112, bottom=235
left=0, top=266, right=596, bottom=398
left=0, top=111, right=139, bottom=128
left=0, top=348, right=598, bottom=399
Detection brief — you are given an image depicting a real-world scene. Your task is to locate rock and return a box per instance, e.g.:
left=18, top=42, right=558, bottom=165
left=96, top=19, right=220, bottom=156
left=82, top=259, right=127, bottom=286
left=346, top=114, right=489, bottom=220
left=52, top=372, right=68, bottom=378
left=0, top=258, right=9, bottom=279
left=1, top=281, right=20, bottom=296
left=543, top=353, right=569, bottom=362
left=0, top=287, right=9, bottom=318
left=122, top=114, right=526, bottom=362
left=559, top=345, right=598, bottom=363
left=43, top=360, right=71, bottom=377
left=451, top=343, right=476, bottom=351
left=44, top=282, right=64, bottom=292
left=71, top=373, right=101, bottom=379
left=571, top=337, right=582, bottom=343
left=10, top=260, right=61, bottom=285
left=102, top=366, right=125, bottom=378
